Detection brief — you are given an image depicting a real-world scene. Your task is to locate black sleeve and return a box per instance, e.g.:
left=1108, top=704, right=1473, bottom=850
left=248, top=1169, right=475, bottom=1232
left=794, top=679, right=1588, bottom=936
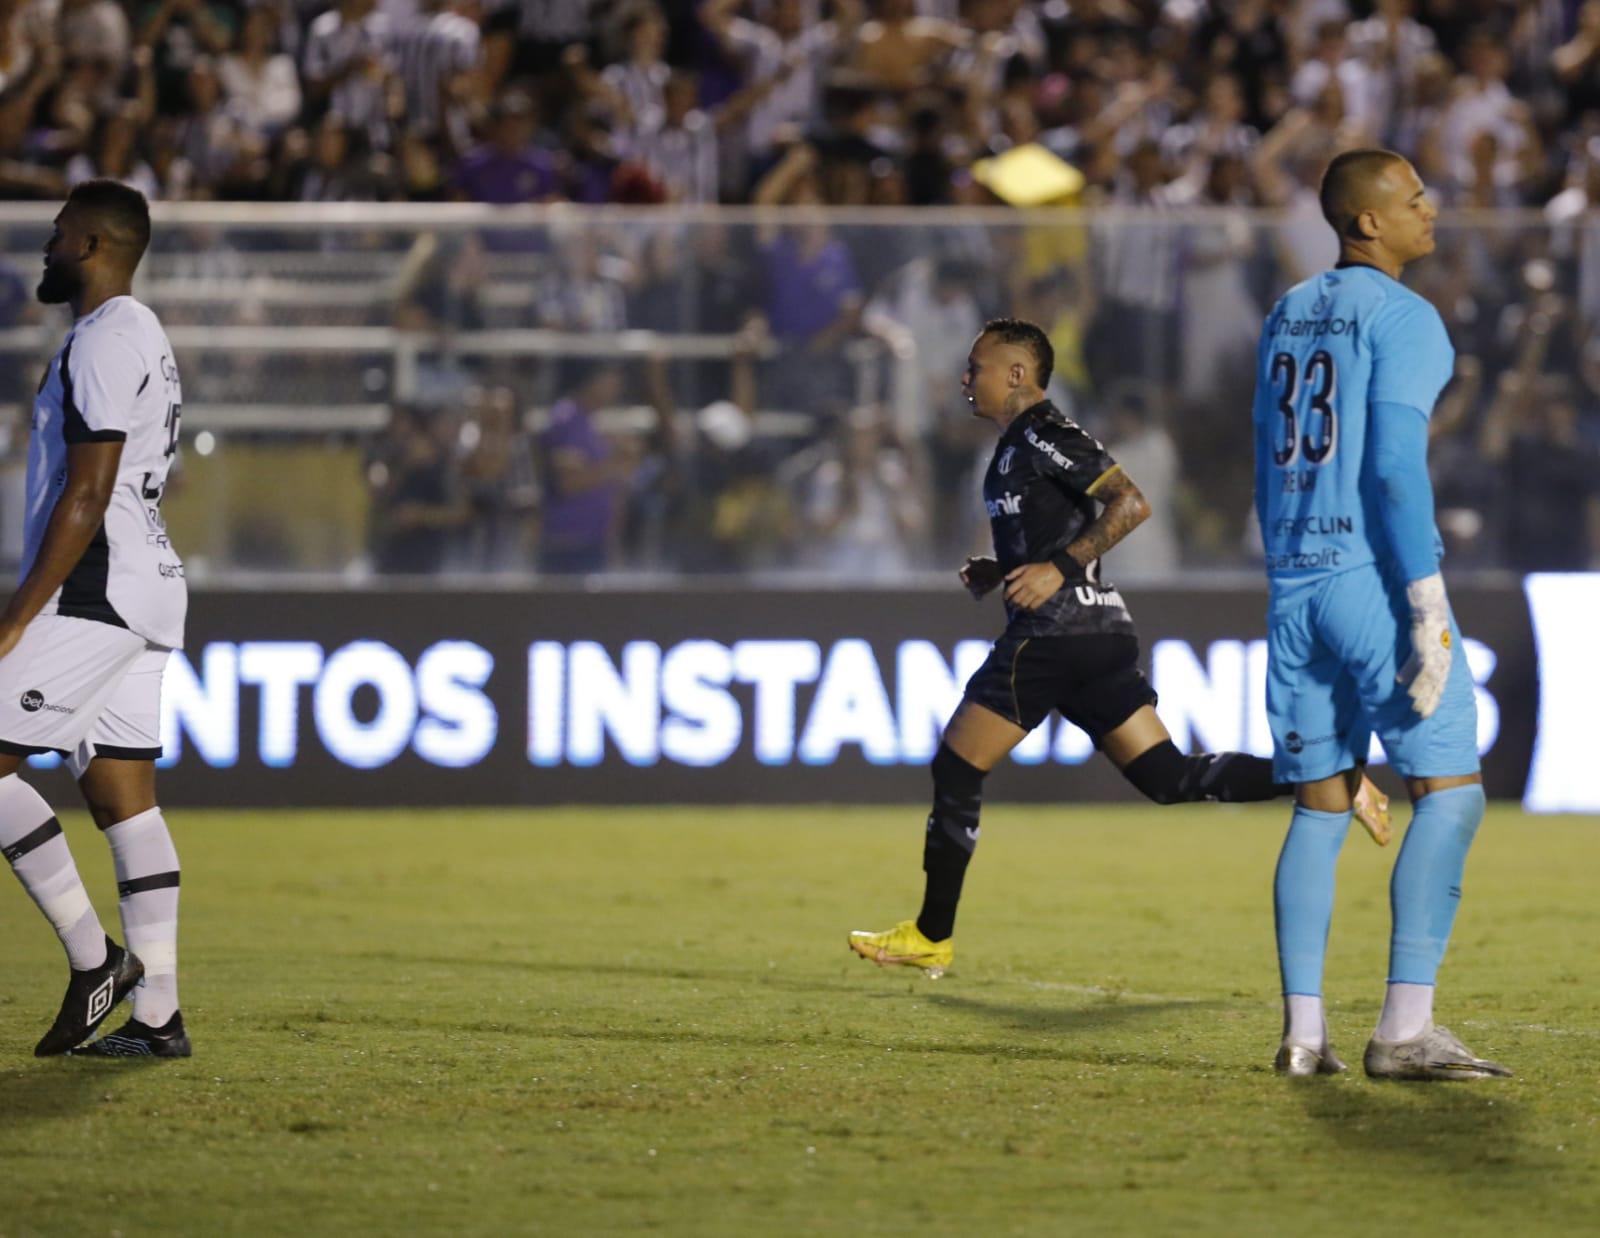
left=1019, top=418, right=1122, bottom=499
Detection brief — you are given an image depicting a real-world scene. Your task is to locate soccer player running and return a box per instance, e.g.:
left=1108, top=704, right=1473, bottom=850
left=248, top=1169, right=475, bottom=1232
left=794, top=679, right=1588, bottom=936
left=848, top=319, right=1388, bottom=979
left=1255, top=150, right=1508, bottom=1080
left=0, top=181, right=190, bottom=1058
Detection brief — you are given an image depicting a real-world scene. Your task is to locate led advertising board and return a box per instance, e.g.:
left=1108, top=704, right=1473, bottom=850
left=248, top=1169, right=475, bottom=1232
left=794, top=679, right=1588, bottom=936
left=23, top=579, right=1573, bottom=808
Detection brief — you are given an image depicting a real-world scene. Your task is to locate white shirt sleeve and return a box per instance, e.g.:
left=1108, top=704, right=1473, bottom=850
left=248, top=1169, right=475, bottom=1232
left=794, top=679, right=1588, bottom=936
left=64, top=328, right=145, bottom=442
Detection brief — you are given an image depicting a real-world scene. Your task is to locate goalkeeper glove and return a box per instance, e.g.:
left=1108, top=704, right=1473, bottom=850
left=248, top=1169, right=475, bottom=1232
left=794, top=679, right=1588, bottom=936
left=1396, top=572, right=1453, bottom=718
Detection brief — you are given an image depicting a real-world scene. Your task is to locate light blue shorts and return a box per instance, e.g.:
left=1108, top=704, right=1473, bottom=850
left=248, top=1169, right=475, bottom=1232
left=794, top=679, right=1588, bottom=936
left=1265, top=564, right=1479, bottom=783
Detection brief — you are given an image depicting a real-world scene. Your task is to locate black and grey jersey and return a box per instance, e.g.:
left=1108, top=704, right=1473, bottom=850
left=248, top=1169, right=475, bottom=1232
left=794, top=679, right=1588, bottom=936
left=981, top=400, right=1135, bottom=638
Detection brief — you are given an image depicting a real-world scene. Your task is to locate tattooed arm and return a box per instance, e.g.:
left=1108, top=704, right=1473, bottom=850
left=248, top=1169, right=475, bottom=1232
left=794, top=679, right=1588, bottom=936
left=1061, top=468, right=1152, bottom=569
left=1003, top=469, right=1152, bottom=611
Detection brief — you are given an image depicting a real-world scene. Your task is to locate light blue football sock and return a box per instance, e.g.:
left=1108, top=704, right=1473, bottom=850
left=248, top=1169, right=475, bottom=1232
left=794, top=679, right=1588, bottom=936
left=1387, top=784, right=1486, bottom=985
left=1274, top=806, right=1352, bottom=996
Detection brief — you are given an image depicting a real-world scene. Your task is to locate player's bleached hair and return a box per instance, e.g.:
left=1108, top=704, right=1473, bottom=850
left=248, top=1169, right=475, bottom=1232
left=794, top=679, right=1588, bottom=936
left=1318, top=149, right=1409, bottom=237
left=980, top=317, right=1054, bottom=388
left=66, top=178, right=152, bottom=266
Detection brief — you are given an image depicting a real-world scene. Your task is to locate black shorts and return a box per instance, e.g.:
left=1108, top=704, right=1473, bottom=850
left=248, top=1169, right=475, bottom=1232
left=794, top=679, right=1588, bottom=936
left=962, top=632, right=1157, bottom=743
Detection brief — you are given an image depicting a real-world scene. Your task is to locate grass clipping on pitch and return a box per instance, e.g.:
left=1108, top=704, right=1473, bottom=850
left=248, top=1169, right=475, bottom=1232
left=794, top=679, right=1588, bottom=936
left=0, top=805, right=1597, bottom=1236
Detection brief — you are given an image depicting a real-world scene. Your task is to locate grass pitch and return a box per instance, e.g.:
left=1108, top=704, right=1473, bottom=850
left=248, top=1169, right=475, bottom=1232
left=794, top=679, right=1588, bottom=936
left=1, top=804, right=1597, bottom=1237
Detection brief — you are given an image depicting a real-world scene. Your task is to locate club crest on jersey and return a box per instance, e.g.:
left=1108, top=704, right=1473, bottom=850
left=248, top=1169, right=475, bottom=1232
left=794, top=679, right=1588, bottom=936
left=997, top=447, right=1016, bottom=474
left=1312, top=293, right=1330, bottom=316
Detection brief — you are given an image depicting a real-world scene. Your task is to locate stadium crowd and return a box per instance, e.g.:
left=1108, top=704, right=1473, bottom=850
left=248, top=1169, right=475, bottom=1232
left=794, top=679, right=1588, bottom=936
left=0, top=0, right=1587, bottom=207
left=0, top=0, right=1594, bottom=209
left=0, top=0, right=1598, bottom=577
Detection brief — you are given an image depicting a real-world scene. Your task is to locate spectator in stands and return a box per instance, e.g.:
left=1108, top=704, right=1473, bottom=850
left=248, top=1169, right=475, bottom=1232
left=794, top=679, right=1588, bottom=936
left=1176, top=153, right=1261, bottom=409
left=59, top=0, right=133, bottom=111
left=290, top=112, right=393, bottom=200
left=539, top=367, right=628, bottom=575
left=66, top=102, right=161, bottom=200
left=699, top=0, right=859, bottom=196
left=598, top=4, right=671, bottom=146
left=1087, top=138, right=1183, bottom=394
left=372, top=405, right=471, bottom=575
left=172, top=56, right=249, bottom=190
left=1547, top=136, right=1600, bottom=328
left=1481, top=373, right=1600, bottom=571
left=496, top=0, right=597, bottom=110
left=390, top=0, right=485, bottom=155
left=1440, top=29, right=1529, bottom=199
left=1098, top=384, right=1179, bottom=578
left=1160, top=73, right=1258, bottom=183
left=847, top=0, right=965, bottom=94
left=452, top=89, right=557, bottom=203
left=794, top=403, right=927, bottom=576
left=559, top=101, right=621, bottom=202
left=537, top=224, right=633, bottom=331
left=219, top=3, right=303, bottom=139
left=136, top=0, right=237, bottom=117
left=750, top=142, right=864, bottom=411
left=1345, top=0, right=1438, bottom=145
left=1556, top=1, right=1600, bottom=126
left=302, top=0, right=397, bottom=151
left=459, top=385, right=540, bottom=571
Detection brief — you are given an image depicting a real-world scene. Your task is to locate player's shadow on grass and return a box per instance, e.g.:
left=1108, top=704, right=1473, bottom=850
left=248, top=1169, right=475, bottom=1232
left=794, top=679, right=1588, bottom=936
left=925, top=992, right=1227, bottom=1067
left=349, top=950, right=869, bottom=996
left=0, top=1059, right=149, bottom=1126
left=1297, top=1081, right=1526, bottom=1173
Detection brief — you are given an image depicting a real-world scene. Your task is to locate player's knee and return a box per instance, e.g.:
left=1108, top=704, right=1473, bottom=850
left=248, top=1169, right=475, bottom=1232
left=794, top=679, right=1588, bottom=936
left=83, top=796, right=129, bottom=832
left=79, top=783, right=156, bottom=832
left=932, top=743, right=985, bottom=799
left=1119, top=741, right=1187, bottom=805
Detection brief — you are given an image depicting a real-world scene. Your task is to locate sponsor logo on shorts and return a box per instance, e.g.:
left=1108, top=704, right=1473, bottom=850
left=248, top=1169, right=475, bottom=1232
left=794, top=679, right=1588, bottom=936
left=20, top=690, right=73, bottom=716
left=1073, top=585, right=1128, bottom=610
left=1283, top=731, right=1336, bottom=755
left=158, top=562, right=185, bottom=579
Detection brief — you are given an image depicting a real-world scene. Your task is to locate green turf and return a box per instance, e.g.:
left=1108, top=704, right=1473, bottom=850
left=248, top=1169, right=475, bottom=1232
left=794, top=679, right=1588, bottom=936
left=1, top=804, right=1597, bottom=1236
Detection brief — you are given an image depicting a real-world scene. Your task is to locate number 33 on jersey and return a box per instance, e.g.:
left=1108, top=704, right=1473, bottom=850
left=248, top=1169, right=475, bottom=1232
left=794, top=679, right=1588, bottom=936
left=1252, top=265, right=1453, bottom=584
left=27, top=295, right=187, bottom=650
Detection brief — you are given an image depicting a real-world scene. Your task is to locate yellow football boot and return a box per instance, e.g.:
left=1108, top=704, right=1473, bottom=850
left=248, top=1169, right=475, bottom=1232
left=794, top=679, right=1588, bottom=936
left=847, top=919, right=953, bottom=979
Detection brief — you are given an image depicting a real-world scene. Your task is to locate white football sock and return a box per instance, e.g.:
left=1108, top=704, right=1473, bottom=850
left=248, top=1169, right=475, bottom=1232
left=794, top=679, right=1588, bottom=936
left=0, top=773, right=106, bottom=969
left=1376, top=982, right=1433, bottom=1043
left=105, top=807, right=180, bottom=1026
left=1284, top=993, right=1326, bottom=1047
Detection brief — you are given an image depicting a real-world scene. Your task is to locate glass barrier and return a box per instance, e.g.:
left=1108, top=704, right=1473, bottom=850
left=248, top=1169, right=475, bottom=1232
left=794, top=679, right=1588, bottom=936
left=0, top=204, right=1590, bottom=583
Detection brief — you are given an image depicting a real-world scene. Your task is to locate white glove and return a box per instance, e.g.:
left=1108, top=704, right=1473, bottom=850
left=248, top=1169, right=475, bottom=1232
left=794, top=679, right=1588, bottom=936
left=1396, top=573, right=1453, bottom=719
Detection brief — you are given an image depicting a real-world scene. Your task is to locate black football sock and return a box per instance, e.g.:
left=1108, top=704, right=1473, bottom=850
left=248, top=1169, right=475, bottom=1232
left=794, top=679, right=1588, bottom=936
left=1119, top=740, right=1289, bottom=804
left=916, top=744, right=986, bottom=942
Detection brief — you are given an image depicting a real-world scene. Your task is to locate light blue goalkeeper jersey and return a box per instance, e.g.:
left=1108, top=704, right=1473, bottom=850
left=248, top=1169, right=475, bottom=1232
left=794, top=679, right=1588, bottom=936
left=1252, top=263, right=1453, bottom=588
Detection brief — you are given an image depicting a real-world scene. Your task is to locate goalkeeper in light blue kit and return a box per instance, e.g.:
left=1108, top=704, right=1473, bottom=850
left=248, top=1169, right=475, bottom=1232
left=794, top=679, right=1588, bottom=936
left=1252, top=149, right=1509, bottom=1080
